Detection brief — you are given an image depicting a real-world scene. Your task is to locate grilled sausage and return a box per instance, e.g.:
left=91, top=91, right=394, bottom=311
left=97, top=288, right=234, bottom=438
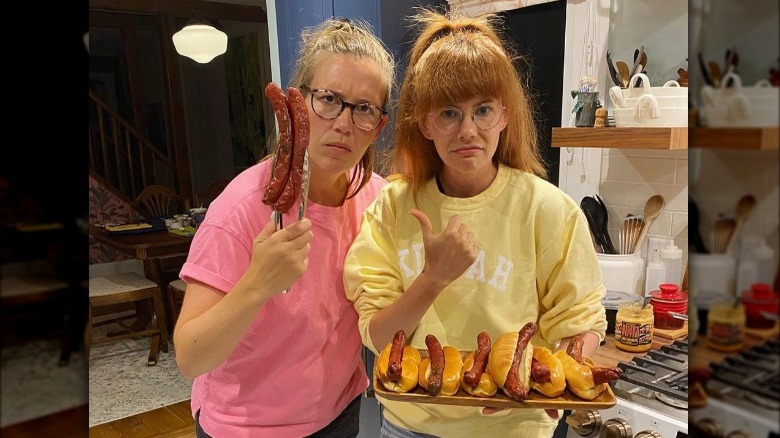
left=503, top=322, right=537, bottom=401
left=591, top=366, right=622, bottom=385
left=530, top=357, right=551, bottom=383
left=262, top=82, right=293, bottom=207
left=463, top=331, right=491, bottom=388
left=274, top=87, right=310, bottom=213
left=425, top=334, right=445, bottom=396
left=386, top=330, right=406, bottom=382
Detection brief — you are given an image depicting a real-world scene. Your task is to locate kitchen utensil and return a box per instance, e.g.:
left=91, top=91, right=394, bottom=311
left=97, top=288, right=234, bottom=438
left=616, top=61, right=631, bottom=88
left=708, top=60, right=722, bottom=87
left=689, top=195, right=709, bottom=253
left=668, top=312, right=689, bottom=321
left=712, top=216, right=736, bottom=253
left=297, top=150, right=311, bottom=220
left=581, top=207, right=606, bottom=253
left=594, top=194, right=617, bottom=254
left=723, top=47, right=739, bottom=85
left=725, top=194, right=756, bottom=255
left=622, top=215, right=644, bottom=255
left=697, top=52, right=714, bottom=86
left=633, top=195, right=665, bottom=254
left=581, top=196, right=612, bottom=254
left=631, top=46, right=645, bottom=85
left=606, top=51, right=622, bottom=87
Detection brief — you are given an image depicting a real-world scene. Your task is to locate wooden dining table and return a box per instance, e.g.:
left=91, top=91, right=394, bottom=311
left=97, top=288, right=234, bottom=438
left=88, top=224, right=194, bottom=332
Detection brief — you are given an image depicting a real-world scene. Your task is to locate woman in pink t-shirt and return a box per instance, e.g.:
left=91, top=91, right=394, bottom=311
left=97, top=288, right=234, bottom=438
left=174, top=18, right=394, bottom=438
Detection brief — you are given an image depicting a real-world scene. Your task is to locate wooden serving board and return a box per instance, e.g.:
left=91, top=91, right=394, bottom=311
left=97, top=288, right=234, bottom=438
left=654, top=322, right=689, bottom=340
left=745, top=323, right=779, bottom=341
left=373, top=351, right=617, bottom=410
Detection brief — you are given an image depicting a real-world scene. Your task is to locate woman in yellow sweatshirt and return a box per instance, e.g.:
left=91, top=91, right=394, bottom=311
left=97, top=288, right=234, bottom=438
left=343, top=9, right=608, bottom=438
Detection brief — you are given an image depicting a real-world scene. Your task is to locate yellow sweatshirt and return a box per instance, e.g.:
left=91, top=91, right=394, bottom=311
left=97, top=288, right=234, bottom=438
left=344, top=164, right=607, bottom=438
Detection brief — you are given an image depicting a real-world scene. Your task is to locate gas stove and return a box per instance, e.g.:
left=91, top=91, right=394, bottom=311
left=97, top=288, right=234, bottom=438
left=566, top=340, right=689, bottom=438
left=690, top=339, right=780, bottom=438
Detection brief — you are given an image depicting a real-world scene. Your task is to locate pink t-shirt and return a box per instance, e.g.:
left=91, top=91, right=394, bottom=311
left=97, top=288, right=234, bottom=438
left=180, top=159, right=386, bottom=437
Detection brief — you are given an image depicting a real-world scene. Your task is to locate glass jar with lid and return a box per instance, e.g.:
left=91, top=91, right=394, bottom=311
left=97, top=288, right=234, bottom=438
left=615, top=302, right=654, bottom=353
left=650, top=283, right=688, bottom=330
left=706, top=300, right=745, bottom=352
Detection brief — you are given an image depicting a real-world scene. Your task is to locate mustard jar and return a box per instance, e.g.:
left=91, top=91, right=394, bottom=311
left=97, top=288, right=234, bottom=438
left=615, top=301, right=654, bottom=353
left=706, top=300, right=745, bottom=352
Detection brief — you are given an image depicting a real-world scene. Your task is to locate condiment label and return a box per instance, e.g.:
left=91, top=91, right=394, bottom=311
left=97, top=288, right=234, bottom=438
left=615, top=321, right=653, bottom=346
left=707, top=321, right=744, bottom=346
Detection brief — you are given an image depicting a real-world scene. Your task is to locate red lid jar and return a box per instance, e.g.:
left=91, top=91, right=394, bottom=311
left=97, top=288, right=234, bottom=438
left=741, top=283, right=779, bottom=329
left=650, top=283, right=689, bottom=330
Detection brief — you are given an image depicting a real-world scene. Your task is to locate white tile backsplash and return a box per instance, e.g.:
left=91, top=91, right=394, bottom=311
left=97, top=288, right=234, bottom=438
left=599, top=149, right=689, bottom=271
left=690, top=149, right=779, bottom=278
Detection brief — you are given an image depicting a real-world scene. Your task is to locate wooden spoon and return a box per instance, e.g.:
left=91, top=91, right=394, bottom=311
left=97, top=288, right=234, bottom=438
left=708, top=60, right=722, bottom=87
left=725, top=194, right=757, bottom=254
left=633, top=195, right=665, bottom=254
left=616, top=61, right=631, bottom=88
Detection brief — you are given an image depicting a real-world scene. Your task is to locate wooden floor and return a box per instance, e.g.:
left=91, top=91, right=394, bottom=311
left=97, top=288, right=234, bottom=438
left=0, top=405, right=88, bottom=438
left=89, top=400, right=196, bottom=438
left=0, top=401, right=196, bottom=438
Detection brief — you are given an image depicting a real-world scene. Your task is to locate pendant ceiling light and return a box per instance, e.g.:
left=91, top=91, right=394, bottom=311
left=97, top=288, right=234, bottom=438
left=172, top=19, right=228, bottom=64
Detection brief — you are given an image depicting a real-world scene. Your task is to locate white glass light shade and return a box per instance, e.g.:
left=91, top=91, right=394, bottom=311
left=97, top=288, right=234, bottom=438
left=172, top=23, right=228, bottom=64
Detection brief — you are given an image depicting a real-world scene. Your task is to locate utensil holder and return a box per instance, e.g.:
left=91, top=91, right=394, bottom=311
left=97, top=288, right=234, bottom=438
left=598, top=253, right=645, bottom=296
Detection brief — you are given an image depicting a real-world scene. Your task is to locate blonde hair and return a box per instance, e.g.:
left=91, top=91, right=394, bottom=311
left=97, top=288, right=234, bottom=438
left=290, top=18, right=395, bottom=199
left=393, top=9, right=546, bottom=200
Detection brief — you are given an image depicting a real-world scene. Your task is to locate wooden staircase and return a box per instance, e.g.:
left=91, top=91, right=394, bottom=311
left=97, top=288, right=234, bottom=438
left=88, top=91, right=179, bottom=202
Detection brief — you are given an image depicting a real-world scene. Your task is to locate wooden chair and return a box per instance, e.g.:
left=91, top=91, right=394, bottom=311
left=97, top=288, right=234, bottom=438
left=1, top=260, right=73, bottom=365
left=195, top=178, right=230, bottom=208
left=168, top=279, right=187, bottom=329
left=129, top=184, right=191, bottom=329
left=130, top=185, right=191, bottom=221
left=87, top=260, right=169, bottom=366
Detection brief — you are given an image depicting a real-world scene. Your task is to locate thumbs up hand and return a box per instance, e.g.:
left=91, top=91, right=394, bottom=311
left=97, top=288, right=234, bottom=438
left=409, top=209, right=480, bottom=288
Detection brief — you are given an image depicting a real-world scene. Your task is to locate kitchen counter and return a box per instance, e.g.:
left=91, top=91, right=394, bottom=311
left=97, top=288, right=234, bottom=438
left=690, top=324, right=779, bottom=369
left=589, top=333, right=683, bottom=368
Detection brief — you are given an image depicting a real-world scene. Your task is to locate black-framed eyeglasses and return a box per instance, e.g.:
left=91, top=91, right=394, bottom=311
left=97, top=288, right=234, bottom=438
left=430, top=102, right=505, bottom=134
left=301, top=85, right=387, bottom=131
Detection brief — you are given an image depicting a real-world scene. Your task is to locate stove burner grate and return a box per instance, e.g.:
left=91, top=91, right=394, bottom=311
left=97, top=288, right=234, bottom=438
left=616, top=339, right=688, bottom=402
left=708, top=340, right=780, bottom=402
left=655, top=391, right=688, bottom=409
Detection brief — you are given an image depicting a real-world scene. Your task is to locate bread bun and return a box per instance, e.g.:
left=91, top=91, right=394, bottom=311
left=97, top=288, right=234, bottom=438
left=530, top=346, right=566, bottom=398
left=487, top=331, right=534, bottom=392
left=418, top=346, right=463, bottom=396
left=460, top=352, right=498, bottom=397
left=553, top=350, right=606, bottom=400
left=377, top=343, right=421, bottom=393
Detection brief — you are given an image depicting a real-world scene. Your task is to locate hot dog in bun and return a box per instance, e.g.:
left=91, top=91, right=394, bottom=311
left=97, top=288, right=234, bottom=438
left=487, top=322, right=537, bottom=401
left=377, top=330, right=421, bottom=393
left=461, top=331, right=497, bottom=397
left=554, top=334, right=621, bottom=400
left=418, top=334, right=463, bottom=396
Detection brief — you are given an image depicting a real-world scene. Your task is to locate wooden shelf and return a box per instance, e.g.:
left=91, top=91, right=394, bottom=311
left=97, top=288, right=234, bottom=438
left=689, top=127, right=778, bottom=150
left=551, top=127, right=688, bottom=149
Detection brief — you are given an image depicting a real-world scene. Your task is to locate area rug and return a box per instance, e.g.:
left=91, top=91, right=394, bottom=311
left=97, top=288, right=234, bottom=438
left=0, top=340, right=88, bottom=427
left=88, top=335, right=193, bottom=427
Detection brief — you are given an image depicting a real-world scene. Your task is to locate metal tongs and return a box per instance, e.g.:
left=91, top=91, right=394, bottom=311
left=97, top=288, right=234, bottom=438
left=270, top=150, right=310, bottom=230
left=298, top=151, right=311, bottom=220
